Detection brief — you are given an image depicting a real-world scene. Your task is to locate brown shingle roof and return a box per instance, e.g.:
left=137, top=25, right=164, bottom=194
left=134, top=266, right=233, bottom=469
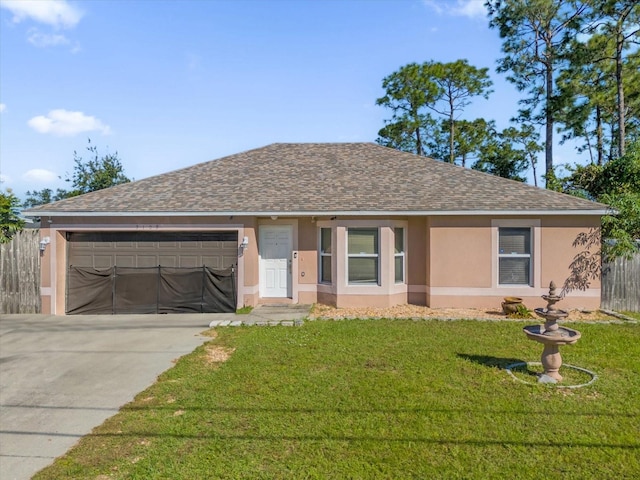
left=25, top=143, right=607, bottom=215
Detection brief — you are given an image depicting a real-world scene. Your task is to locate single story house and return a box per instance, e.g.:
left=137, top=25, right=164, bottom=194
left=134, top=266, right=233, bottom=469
left=25, top=143, right=607, bottom=315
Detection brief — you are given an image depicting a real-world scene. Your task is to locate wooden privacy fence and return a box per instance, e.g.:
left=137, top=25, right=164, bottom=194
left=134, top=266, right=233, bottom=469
left=0, top=229, right=41, bottom=314
left=601, top=252, right=640, bottom=312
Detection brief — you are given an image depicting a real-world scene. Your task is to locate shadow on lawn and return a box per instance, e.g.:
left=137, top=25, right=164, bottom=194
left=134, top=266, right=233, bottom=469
left=457, top=353, right=530, bottom=371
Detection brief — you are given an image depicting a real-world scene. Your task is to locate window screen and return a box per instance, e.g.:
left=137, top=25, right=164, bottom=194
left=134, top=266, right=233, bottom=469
left=498, top=228, right=531, bottom=285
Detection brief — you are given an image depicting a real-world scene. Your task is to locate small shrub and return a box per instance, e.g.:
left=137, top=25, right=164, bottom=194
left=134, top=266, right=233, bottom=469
left=507, top=304, right=534, bottom=319
left=236, top=305, right=253, bottom=314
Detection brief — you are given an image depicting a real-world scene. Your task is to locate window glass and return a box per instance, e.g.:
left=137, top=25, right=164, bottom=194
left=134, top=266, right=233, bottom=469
left=348, top=229, right=378, bottom=255
left=499, top=258, right=530, bottom=285
left=394, top=228, right=405, bottom=283
left=348, top=258, right=378, bottom=284
left=499, top=228, right=530, bottom=255
left=347, top=229, right=379, bottom=285
left=321, top=228, right=331, bottom=254
left=498, top=227, right=531, bottom=285
left=395, top=256, right=404, bottom=283
left=319, top=228, right=332, bottom=284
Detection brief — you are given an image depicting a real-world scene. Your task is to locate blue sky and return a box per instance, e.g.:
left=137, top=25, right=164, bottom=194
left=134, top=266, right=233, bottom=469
left=1, top=0, right=566, bottom=202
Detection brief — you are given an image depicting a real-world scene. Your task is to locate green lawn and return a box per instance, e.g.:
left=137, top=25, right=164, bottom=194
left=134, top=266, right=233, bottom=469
left=36, top=319, right=640, bottom=479
left=621, top=311, right=640, bottom=321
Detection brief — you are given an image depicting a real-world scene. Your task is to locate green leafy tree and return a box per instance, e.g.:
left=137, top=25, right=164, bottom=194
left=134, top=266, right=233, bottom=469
left=23, top=188, right=70, bottom=208
left=472, top=125, right=532, bottom=181
left=555, top=33, right=616, bottom=165
left=376, top=113, right=436, bottom=156
left=421, top=60, right=493, bottom=163
left=376, top=63, right=439, bottom=156
left=427, top=118, right=493, bottom=167
left=67, top=140, right=130, bottom=196
left=557, top=139, right=640, bottom=258
left=557, top=1, right=640, bottom=163
left=23, top=140, right=131, bottom=208
left=509, top=123, right=544, bottom=186
left=0, top=188, right=25, bottom=243
left=587, top=0, right=640, bottom=158
left=486, top=0, right=588, bottom=186
left=601, top=191, right=640, bottom=258
left=376, top=60, right=492, bottom=161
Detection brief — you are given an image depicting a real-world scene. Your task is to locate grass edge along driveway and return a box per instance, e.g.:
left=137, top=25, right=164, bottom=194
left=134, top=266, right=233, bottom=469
left=35, top=319, right=640, bottom=479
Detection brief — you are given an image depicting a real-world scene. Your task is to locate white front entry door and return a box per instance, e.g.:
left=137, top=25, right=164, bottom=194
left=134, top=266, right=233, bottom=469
left=259, top=226, right=292, bottom=298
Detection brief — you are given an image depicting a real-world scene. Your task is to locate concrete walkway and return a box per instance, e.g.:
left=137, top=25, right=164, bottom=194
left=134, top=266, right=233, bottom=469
left=0, top=306, right=311, bottom=480
left=208, top=304, right=312, bottom=327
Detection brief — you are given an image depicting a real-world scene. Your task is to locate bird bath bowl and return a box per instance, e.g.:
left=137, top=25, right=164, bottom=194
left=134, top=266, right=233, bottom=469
left=523, top=282, right=581, bottom=383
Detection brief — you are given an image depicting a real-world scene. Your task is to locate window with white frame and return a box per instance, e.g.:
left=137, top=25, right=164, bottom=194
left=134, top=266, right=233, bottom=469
left=394, top=227, right=405, bottom=283
left=319, top=228, right=332, bottom=283
left=498, top=227, right=532, bottom=285
left=347, top=228, right=379, bottom=285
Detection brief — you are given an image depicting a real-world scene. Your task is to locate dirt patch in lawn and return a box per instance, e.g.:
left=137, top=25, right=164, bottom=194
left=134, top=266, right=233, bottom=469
left=204, top=345, right=235, bottom=364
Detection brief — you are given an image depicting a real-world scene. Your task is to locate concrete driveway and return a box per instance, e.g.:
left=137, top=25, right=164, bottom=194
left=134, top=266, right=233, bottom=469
left=0, top=314, right=211, bottom=480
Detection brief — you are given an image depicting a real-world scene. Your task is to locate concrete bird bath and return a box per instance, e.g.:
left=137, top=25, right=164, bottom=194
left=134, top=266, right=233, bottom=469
left=523, top=281, right=581, bottom=383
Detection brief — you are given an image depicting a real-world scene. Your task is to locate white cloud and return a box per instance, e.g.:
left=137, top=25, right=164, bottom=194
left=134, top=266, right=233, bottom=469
left=23, top=169, right=58, bottom=183
left=424, top=0, right=486, bottom=19
left=0, top=173, right=11, bottom=184
left=27, top=28, right=81, bottom=52
left=28, top=109, right=111, bottom=136
left=27, top=28, right=70, bottom=47
left=0, top=0, right=83, bottom=29
left=0, top=103, right=6, bottom=113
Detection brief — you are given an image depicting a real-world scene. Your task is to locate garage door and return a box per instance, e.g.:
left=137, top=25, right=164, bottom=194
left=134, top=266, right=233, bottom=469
left=66, top=232, right=238, bottom=314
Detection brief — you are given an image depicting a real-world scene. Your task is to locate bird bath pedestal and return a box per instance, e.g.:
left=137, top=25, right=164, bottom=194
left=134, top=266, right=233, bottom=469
left=523, top=281, right=581, bottom=383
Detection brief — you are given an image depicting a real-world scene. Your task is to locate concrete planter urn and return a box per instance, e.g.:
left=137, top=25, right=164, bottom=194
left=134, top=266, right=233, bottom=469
left=502, top=297, right=524, bottom=315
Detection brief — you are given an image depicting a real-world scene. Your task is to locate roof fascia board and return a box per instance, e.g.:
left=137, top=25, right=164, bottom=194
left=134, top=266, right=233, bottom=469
left=26, top=209, right=609, bottom=217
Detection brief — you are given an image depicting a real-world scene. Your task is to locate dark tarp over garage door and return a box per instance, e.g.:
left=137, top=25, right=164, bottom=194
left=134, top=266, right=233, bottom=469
left=66, top=232, right=238, bottom=314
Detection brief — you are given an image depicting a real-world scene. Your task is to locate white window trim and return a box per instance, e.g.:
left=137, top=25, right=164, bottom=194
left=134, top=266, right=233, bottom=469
left=346, top=227, right=380, bottom=286
left=319, top=227, right=332, bottom=284
left=492, top=219, right=540, bottom=289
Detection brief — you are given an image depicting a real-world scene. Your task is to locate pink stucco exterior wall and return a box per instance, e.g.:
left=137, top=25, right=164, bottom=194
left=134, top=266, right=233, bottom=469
left=38, top=214, right=602, bottom=314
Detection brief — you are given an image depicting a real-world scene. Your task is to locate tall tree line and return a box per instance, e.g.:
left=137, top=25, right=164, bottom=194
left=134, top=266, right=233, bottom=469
left=377, top=0, right=639, bottom=187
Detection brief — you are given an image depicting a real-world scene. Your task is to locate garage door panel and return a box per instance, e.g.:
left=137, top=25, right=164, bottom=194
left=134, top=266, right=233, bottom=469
left=158, top=255, right=178, bottom=267
left=178, top=256, right=199, bottom=268
left=115, top=255, right=136, bottom=267
left=67, top=231, right=237, bottom=314
left=137, top=255, right=159, bottom=267
left=219, top=255, right=238, bottom=268
left=73, top=241, right=93, bottom=248
left=202, top=256, right=220, bottom=268
left=179, top=241, right=200, bottom=249
left=70, top=254, right=94, bottom=267
left=94, top=256, right=114, bottom=268
left=134, top=242, right=154, bottom=250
